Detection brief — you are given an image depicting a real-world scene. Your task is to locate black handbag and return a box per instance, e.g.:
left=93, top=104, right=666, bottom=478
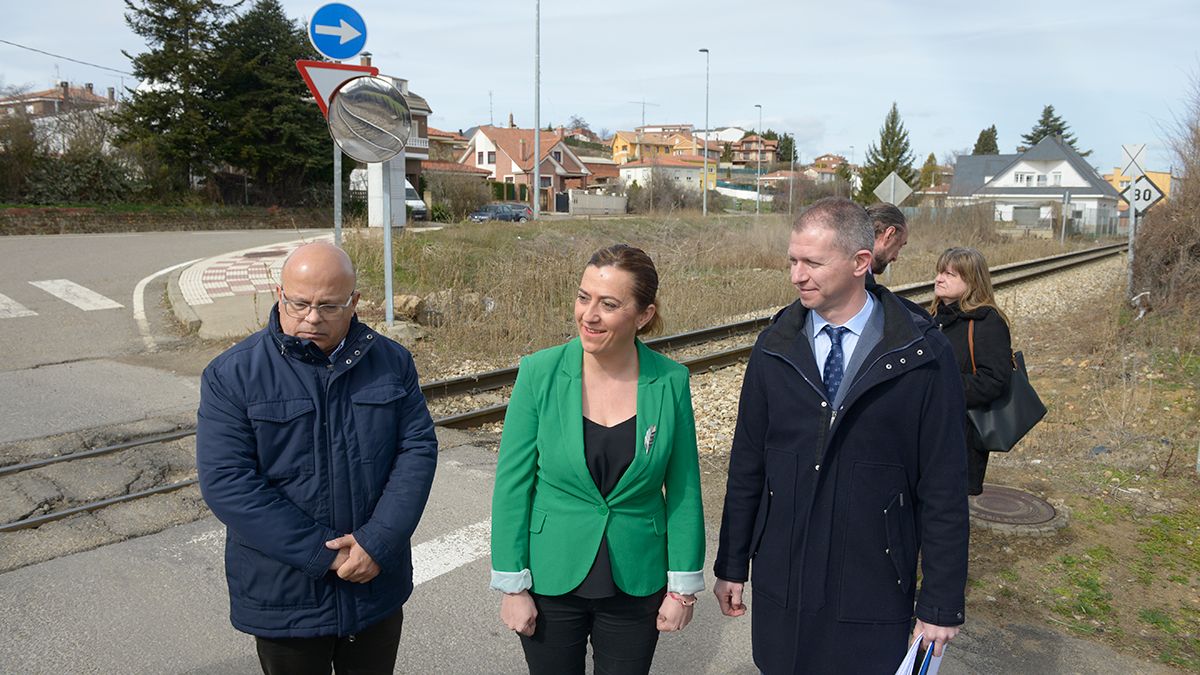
left=965, top=319, right=1047, bottom=452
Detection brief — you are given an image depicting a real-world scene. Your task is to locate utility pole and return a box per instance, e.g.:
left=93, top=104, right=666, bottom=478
left=532, top=0, right=540, bottom=219
left=699, top=48, right=710, bottom=216
left=754, top=104, right=762, bottom=215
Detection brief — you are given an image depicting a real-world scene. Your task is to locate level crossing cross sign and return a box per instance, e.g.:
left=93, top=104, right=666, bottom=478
left=1120, top=144, right=1147, bottom=179
left=1121, top=174, right=1165, bottom=213
left=308, top=3, right=367, bottom=61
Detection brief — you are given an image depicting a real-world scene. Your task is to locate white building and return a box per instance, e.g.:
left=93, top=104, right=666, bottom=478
left=948, top=136, right=1121, bottom=234
left=619, top=157, right=706, bottom=192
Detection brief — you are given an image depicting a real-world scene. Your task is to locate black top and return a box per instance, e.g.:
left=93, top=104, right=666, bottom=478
left=572, top=415, right=636, bottom=598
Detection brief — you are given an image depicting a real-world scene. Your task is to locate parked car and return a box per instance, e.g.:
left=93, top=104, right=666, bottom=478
left=469, top=203, right=531, bottom=223
left=405, top=180, right=428, bottom=221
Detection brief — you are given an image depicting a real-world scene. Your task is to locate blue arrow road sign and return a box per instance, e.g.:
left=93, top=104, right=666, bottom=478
left=308, top=3, right=367, bottom=61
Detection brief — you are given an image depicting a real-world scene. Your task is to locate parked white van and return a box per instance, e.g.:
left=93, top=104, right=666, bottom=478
left=350, top=168, right=428, bottom=225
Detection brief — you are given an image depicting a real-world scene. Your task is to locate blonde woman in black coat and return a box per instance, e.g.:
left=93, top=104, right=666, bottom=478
left=929, top=247, right=1012, bottom=495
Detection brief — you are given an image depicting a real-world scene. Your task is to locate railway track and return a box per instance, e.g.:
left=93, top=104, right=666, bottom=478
left=0, top=242, right=1126, bottom=533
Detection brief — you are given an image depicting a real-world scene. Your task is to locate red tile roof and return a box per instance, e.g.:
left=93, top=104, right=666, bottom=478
left=428, top=126, right=467, bottom=142
left=476, top=125, right=578, bottom=172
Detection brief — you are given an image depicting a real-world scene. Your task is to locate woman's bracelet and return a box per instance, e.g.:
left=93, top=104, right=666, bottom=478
left=667, top=591, right=697, bottom=607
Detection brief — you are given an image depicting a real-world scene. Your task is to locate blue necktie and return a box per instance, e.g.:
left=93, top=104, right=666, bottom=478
left=823, top=325, right=849, bottom=401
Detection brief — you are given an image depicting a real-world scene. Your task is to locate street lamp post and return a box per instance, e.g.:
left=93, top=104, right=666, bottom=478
left=699, top=48, right=710, bottom=216
left=532, top=0, right=541, bottom=219
left=754, top=103, right=762, bottom=215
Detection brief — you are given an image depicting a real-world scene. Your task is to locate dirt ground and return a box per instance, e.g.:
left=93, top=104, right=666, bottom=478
left=961, top=282, right=1200, bottom=670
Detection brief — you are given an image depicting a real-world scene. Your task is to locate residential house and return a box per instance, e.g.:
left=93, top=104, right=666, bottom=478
left=458, top=125, right=591, bottom=207
left=637, top=123, right=693, bottom=136
left=619, top=155, right=715, bottom=192
left=611, top=130, right=674, bottom=165
left=696, top=127, right=747, bottom=144
left=731, top=135, right=778, bottom=166
left=803, top=153, right=849, bottom=182
left=668, top=134, right=720, bottom=160
left=949, top=135, right=1121, bottom=234
left=0, top=82, right=116, bottom=118
left=422, top=160, right=490, bottom=178
left=557, top=126, right=602, bottom=144
left=428, top=127, right=469, bottom=162
left=575, top=156, right=620, bottom=186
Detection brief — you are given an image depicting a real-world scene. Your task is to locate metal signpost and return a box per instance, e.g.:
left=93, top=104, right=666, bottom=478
left=296, top=59, right=379, bottom=245
left=298, top=5, right=414, bottom=328
left=326, top=76, right=412, bottom=327
left=307, top=5, right=368, bottom=243
left=872, top=171, right=913, bottom=206
left=1060, top=190, right=1070, bottom=244
left=1118, top=144, right=1160, bottom=298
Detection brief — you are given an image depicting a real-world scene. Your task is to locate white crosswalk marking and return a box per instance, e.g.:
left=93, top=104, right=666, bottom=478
left=0, top=293, right=37, bottom=319
left=29, top=279, right=124, bottom=311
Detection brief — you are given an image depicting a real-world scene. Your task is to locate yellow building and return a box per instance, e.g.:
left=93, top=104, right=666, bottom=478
left=1102, top=168, right=1173, bottom=212
left=611, top=130, right=673, bottom=164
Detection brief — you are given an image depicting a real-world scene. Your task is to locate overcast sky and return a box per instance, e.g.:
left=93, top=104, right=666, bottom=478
left=4, top=0, right=1197, bottom=173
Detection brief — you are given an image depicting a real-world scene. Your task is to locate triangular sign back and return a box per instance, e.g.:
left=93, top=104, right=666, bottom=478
left=296, top=59, right=379, bottom=117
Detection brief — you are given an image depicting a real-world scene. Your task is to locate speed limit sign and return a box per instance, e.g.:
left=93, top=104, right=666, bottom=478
left=1121, top=174, right=1165, bottom=213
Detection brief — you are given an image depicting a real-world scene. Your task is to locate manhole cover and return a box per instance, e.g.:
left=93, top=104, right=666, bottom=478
left=969, top=484, right=1067, bottom=536
left=970, top=484, right=1055, bottom=524
left=242, top=249, right=288, bottom=259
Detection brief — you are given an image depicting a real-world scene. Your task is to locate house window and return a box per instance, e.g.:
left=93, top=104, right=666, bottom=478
left=1036, top=174, right=1047, bottom=187
left=477, top=151, right=483, bottom=164
left=505, top=176, right=515, bottom=183
left=1014, top=172, right=1032, bottom=186
left=487, top=151, right=496, bottom=164
left=1119, top=179, right=1131, bottom=189
left=1051, top=172, right=1061, bottom=186
left=552, top=150, right=562, bottom=162
left=540, top=176, right=552, bottom=188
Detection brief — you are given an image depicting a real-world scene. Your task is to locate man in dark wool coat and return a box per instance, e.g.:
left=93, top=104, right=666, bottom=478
left=713, top=197, right=969, bottom=673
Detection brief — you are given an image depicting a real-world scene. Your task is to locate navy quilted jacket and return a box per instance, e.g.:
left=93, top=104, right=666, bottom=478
left=197, top=307, right=437, bottom=638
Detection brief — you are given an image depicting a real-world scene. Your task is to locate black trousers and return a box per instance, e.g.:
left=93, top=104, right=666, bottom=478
left=255, top=608, right=404, bottom=675
left=968, top=444, right=989, bottom=495
left=519, top=589, right=665, bottom=675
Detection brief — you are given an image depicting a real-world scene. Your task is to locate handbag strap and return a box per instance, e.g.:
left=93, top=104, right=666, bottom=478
left=968, top=319, right=977, bottom=374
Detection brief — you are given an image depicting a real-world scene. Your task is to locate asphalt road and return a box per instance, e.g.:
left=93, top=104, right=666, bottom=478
left=0, top=229, right=326, bottom=372
left=0, top=429, right=1175, bottom=674
left=0, top=229, right=325, bottom=444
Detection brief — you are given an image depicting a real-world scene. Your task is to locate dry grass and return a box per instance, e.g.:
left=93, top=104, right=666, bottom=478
left=967, top=279, right=1200, bottom=669
left=341, top=209, right=1105, bottom=373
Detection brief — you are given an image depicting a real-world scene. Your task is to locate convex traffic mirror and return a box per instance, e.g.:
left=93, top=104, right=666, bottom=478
left=327, top=76, right=412, bottom=164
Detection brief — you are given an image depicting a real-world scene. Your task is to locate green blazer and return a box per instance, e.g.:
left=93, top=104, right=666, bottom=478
left=490, top=338, right=705, bottom=597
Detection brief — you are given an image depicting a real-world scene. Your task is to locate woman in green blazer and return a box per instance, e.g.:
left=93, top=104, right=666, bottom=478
left=491, top=245, right=705, bottom=675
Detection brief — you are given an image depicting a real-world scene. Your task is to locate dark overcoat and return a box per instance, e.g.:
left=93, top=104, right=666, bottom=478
left=933, top=301, right=1013, bottom=491
left=714, top=287, right=969, bottom=674
left=197, top=308, right=438, bottom=638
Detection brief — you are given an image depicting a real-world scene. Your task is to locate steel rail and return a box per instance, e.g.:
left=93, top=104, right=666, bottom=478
left=0, top=242, right=1127, bottom=525
left=0, top=402, right=516, bottom=531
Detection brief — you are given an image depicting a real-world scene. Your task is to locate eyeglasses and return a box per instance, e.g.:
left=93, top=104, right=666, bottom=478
left=279, top=289, right=356, bottom=319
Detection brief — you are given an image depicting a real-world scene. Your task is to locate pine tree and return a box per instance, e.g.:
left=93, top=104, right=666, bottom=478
left=206, top=0, right=330, bottom=204
left=857, top=102, right=916, bottom=204
left=972, top=125, right=999, bottom=155
left=112, top=0, right=237, bottom=193
left=918, top=152, right=940, bottom=189
left=1020, top=105, right=1090, bottom=156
